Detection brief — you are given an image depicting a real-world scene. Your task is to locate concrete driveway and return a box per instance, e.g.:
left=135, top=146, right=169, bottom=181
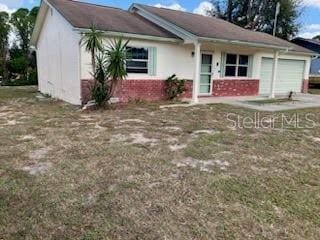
left=162, top=94, right=320, bottom=112
left=199, top=94, right=320, bottom=112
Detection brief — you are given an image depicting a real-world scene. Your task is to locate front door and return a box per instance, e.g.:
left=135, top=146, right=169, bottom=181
left=199, top=53, right=213, bottom=95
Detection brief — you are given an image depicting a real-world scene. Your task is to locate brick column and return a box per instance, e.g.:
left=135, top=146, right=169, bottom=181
left=302, top=79, right=309, bottom=93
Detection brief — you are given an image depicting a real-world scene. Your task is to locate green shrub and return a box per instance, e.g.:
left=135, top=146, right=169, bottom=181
left=28, top=69, right=38, bottom=85
left=90, top=55, right=109, bottom=107
left=165, top=74, right=186, bottom=100
left=2, top=69, right=38, bottom=86
left=3, top=78, right=36, bottom=86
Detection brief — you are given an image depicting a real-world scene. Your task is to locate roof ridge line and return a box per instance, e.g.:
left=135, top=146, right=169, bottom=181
left=53, top=0, right=123, bottom=11
left=135, top=3, right=217, bottom=19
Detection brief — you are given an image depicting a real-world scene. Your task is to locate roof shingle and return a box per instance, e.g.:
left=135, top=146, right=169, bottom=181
left=46, top=0, right=313, bottom=54
left=137, top=4, right=313, bottom=54
left=47, top=0, right=179, bottom=39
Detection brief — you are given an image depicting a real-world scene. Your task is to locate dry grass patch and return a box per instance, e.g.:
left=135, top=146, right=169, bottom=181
left=0, top=86, right=320, bottom=239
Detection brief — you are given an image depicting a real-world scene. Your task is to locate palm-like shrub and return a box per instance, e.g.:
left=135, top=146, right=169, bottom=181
left=91, top=54, right=108, bottom=107
left=89, top=38, right=129, bottom=107
left=80, top=25, right=104, bottom=73
left=105, top=38, right=129, bottom=95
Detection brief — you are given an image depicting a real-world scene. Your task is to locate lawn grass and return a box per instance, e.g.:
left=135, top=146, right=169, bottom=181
left=309, top=87, right=320, bottom=95
left=1, top=86, right=320, bottom=239
left=310, top=76, right=320, bottom=85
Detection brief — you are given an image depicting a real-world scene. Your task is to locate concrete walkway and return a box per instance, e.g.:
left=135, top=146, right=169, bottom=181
left=225, top=94, right=320, bottom=112
left=161, top=94, right=320, bottom=112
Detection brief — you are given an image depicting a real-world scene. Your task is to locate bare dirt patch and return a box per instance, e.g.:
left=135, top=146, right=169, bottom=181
left=163, top=126, right=182, bottom=131
left=110, top=133, right=158, bottom=146
left=130, top=133, right=158, bottom=146
left=119, top=118, right=147, bottom=124
left=5, top=120, right=17, bottom=125
left=19, top=135, right=36, bottom=141
left=169, top=144, right=187, bottom=151
left=28, top=147, right=50, bottom=160
left=174, top=157, right=230, bottom=173
left=191, top=129, right=217, bottom=137
left=22, top=162, right=52, bottom=175
left=311, top=137, right=320, bottom=142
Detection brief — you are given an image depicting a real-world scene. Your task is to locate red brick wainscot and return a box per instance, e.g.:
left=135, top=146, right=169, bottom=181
left=301, top=79, right=309, bottom=93
left=211, top=79, right=259, bottom=97
left=81, top=79, right=193, bottom=104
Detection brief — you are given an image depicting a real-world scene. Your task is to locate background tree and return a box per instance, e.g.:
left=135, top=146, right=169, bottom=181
left=210, top=0, right=301, bottom=40
left=313, top=35, right=320, bottom=41
left=0, top=12, right=10, bottom=83
left=11, top=7, right=39, bottom=55
left=9, top=7, right=39, bottom=81
left=8, top=50, right=29, bottom=77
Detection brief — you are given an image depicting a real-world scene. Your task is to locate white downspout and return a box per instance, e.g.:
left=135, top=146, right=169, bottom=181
left=192, top=42, right=201, bottom=103
left=269, top=50, right=279, bottom=98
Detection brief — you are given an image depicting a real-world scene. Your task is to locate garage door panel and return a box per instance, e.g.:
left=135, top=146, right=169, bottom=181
left=260, top=58, right=305, bottom=95
left=260, top=58, right=273, bottom=94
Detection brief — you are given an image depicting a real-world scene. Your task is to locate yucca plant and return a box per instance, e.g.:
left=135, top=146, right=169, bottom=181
left=80, top=25, right=104, bottom=73
left=90, top=38, right=130, bottom=107
left=105, top=38, right=129, bottom=95
left=90, top=54, right=108, bottom=107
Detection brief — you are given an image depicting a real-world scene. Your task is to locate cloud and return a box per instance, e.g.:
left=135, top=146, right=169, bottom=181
left=8, top=32, right=17, bottom=47
left=301, top=0, right=320, bottom=8
left=193, top=1, right=216, bottom=16
left=0, top=3, right=16, bottom=14
left=307, top=24, right=320, bottom=31
left=0, top=3, right=18, bottom=47
left=0, top=0, right=23, bottom=9
left=298, top=31, right=320, bottom=39
left=154, top=3, right=186, bottom=11
left=298, top=24, right=320, bottom=39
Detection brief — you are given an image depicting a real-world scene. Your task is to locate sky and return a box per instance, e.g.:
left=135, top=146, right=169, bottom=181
left=1, top=0, right=320, bottom=39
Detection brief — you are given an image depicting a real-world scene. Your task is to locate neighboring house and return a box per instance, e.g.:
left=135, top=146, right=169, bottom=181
left=291, top=37, right=320, bottom=78
left=31, top=0, right=315, bottom=105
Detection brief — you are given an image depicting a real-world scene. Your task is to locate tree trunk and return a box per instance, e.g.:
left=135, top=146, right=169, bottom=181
left=1, top=43, right=8, bottom=85
left=91, top=49, right=95, bottom=74
left=3, top=47, right=8, bottom=83
left=247, top=0, right=253, bottom=29
left=227, top=0, right=233, bottom=22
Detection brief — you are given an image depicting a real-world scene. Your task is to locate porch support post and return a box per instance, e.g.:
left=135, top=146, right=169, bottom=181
left=192, top=42, right=201, bottom=103
left=269, top=50, right=279, bottom=98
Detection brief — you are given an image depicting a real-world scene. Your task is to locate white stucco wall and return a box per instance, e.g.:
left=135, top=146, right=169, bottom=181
left=200, top=43, right=311, bottom=80
left=80, top=38, right=195, bottom=80
left=36, top=6, right=81, bottom=105
left=81, top=39, right=311, bottom=83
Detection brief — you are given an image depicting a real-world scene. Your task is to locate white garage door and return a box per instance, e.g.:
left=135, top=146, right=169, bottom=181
left=260, top=58, right=305, bottom=95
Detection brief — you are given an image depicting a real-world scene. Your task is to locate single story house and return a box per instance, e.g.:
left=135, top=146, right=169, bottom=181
left=291, top=37, right=320, bottom=78
left=31, top=0, right=315, bottom=105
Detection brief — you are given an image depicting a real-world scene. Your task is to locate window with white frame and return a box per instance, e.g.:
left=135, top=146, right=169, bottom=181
left=225, top=54, right=249, bottom=77
left=126, top=47, right=148, bottom=74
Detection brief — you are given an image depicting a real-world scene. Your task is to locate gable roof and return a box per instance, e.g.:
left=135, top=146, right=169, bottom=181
left=133, top=4, right=313, bottom=54
left=32, top=0, right=314, bottom=55
left=291, top=37, right=320, bottom=54
left=45, top=0, right=179, bottom=40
